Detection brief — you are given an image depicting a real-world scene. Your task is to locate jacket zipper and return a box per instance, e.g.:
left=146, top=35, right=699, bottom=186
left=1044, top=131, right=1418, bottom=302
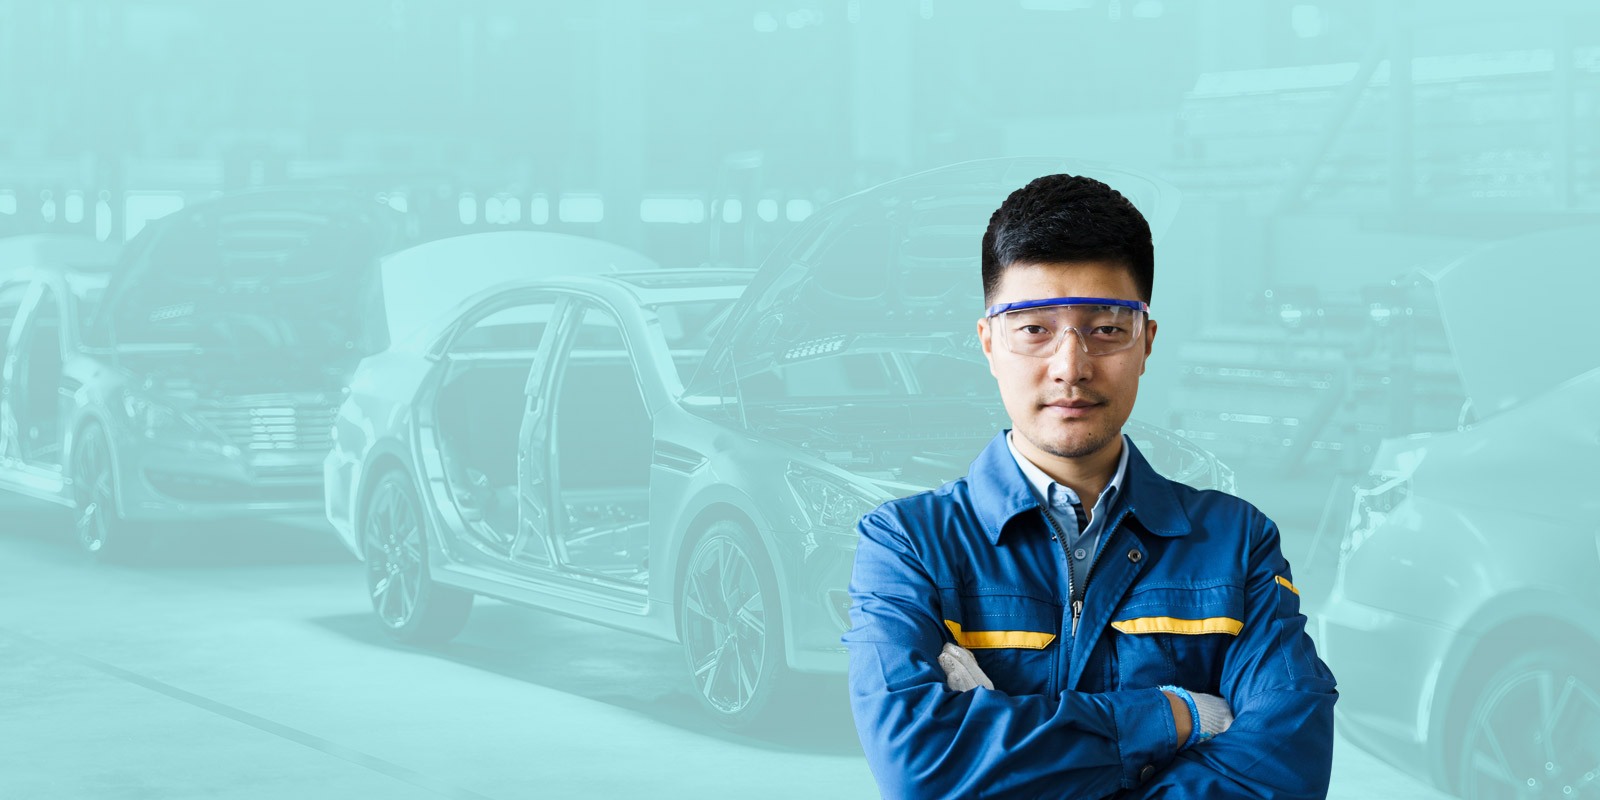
left=1039, top=506, right=1082, bottom=636
left=1074, top=525, right=1114, bottom=636
left=1041, top=504, right=1116, bottom=637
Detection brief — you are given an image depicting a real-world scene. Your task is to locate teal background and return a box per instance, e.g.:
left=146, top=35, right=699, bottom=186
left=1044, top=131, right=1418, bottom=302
left=2, top=1, right=1597, bottom=798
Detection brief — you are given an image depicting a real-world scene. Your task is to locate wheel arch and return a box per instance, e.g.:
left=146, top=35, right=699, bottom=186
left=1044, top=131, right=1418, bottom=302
left=65, top=410, right=124, bottom=514
left=351, top=439, right=419, bottom=561
left=671, top=501, right=778, bottom=643
left=1430, top=603, right=1600, bottom=792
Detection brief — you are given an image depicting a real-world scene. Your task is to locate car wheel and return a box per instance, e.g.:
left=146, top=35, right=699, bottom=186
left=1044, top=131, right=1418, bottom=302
left=1453, top=646, right=1600, bottom=799
left=362, top=469, right=472, bottom=645
left=70, top=423, right=147, bottom=561
left=678, top=519, right=797, bottom=730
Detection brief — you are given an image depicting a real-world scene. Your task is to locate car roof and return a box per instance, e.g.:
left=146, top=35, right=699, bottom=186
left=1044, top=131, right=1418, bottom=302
left=392, top=268, right=753, bottom=354
left=472, top=269, right=751, bottom=309
left=600, top=268, right=754, bottom=304
left=377, top=231, right=667, bottom=346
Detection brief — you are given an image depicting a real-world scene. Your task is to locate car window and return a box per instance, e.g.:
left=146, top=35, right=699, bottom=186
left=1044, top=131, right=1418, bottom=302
left=448, top=300, right=557, bottom=354
left=571, top=305, right=627, bottom=353
left=0, top=281, right=31, bottom=365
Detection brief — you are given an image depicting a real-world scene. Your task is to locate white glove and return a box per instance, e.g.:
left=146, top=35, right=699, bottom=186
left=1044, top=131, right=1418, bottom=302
left=1191, top=692, right=1234, bottom=739
left=1160, top=684, right=1235, bottom=746
left=937, top=642, right=995, bottom=692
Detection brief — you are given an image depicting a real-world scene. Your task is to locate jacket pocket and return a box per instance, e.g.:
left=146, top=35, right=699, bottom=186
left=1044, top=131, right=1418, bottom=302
left=939, top=589, right=1062, bottom=697
left=1109, top=583, right=1243, bottom=692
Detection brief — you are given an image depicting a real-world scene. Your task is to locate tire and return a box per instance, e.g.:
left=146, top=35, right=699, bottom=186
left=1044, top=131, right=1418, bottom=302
left=677, top=519, right=799, bottom=731
left=70, top=423, right=148, bottom=561
left=362, top=469, right=472, bottom=645
left=1451, top=646, right=1600, bottom=800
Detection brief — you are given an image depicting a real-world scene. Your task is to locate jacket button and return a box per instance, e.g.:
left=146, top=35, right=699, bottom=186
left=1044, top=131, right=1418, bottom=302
left=1128, top=549, right=1142, bottom=563
left=1139, top=764, right=1155, bottom=782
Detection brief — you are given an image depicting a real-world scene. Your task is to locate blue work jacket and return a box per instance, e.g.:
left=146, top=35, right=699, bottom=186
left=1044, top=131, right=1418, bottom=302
left=841, top=430, right=1337, bottom=799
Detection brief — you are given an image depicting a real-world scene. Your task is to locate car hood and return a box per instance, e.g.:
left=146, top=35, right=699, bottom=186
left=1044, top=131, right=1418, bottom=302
left=1371, top=364, right=1600, bottom=521
left=95, top=189, right=407, bottom=359
left=1421, top=225, right=1600, bottom=419
left=686, top=157, right=1180, bottom=395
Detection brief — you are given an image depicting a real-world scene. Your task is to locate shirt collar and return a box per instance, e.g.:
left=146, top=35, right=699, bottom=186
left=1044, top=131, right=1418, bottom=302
left=968, top=428, right=1193, bottom=545
left=1005, top=429, right=1128, bottom=512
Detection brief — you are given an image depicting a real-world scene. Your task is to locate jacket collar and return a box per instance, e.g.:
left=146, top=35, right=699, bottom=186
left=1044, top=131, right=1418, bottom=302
left=967, top=428, right=1193, bottom=545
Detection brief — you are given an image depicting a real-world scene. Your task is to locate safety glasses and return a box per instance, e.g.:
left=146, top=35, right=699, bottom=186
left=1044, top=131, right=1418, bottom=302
left=983, top=296, right=1149, bottom=357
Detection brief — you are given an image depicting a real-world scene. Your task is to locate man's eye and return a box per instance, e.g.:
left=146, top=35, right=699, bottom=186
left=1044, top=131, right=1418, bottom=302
left=1019, top=325, right=1050, bottom=336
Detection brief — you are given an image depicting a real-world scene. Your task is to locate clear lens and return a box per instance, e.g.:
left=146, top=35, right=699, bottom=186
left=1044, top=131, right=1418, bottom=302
left=994, top=303, right=1144, bottom=357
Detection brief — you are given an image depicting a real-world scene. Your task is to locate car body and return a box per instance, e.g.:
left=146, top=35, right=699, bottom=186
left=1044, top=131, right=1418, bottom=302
left=0, top=190, right=408, bottom=557
left=0, top=234, right=121, bottom=495
left=327, top=157, right=1238, bottom=728
left=1315, top=226, right=1600, bottom=799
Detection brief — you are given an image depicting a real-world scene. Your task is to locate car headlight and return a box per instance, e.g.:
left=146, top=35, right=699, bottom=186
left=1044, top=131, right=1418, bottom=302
left=122, top=393, right=207, bottom=439
left=785, top=466, right=879, bottom=541
left=1213, top=458, right=1237, bottom=495
left=1341, top=448, right=1424, bottom=557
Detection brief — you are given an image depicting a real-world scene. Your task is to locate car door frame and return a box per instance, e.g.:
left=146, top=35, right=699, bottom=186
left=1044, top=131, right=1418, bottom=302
left=8, top=277, right=73, bottom=471
left=414, top=288, right=573, bottom=570
left=0, top=275, right=42, bottom=477
left=519, top=288, right=669, bottom=597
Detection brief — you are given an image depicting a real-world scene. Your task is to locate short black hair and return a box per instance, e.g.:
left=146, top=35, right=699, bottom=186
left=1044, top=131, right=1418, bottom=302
left=981, top=173, right=1154, bottom=306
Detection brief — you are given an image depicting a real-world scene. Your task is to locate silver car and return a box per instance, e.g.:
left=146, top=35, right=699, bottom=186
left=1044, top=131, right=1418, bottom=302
left=324, top=159, right=1237, bottom=732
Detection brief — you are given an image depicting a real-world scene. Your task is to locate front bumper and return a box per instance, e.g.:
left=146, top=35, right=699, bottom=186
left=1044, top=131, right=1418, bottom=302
left=323, top=446, right=360, bottom=557
left=115, top=435, right=326, bottom=520
left=782, top=527, right=856, bottom=674
left=1316, top=591, right=1457, bottom=785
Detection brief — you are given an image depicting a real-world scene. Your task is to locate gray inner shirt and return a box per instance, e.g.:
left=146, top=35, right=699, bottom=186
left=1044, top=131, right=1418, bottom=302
left=1005, top=429, right=1131, bottom=597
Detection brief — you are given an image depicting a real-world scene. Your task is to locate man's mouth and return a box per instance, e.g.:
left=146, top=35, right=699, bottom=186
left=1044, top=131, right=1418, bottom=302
left=1043, top=399, right=1102, bottom=417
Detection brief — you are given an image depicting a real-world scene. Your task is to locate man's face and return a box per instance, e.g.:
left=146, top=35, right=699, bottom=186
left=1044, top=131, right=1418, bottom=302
left=977, top=260, right=1157, bottom=461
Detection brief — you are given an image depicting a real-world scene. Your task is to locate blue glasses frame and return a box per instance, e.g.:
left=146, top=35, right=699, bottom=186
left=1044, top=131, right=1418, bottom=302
left=984, top=296, right=1149, bottom=318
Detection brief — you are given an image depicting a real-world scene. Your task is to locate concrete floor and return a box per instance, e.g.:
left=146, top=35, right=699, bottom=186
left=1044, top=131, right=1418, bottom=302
left=0, top=500, right=1450, bottom=800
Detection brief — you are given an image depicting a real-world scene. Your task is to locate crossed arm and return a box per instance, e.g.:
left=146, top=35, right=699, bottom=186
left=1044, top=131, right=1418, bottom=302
left=840, top=507, right=1338, bottom=800
left=937, top=641, right=1221, bottom=748
left=1120, top=514, right=1339, bottom=799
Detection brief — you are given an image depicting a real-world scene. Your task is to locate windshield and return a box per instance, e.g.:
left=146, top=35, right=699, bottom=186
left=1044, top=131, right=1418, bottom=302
left=646, top=298, right=738, bottom=384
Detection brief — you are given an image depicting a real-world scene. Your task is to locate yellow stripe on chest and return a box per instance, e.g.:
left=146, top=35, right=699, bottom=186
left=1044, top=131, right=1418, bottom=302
left=1109, top=616, right=1244, bottom=635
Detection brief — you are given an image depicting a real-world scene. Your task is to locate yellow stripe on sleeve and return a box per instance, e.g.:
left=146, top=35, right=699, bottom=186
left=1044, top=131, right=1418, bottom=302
left=944, top=620, right=1057, bottom=649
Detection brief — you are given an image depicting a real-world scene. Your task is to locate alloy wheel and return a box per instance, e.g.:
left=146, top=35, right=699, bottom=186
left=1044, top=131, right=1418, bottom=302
left=71, top=425, right=117, bottom=555
left=364, top=477, right=425, bottom=629
left=682, top=530, right=770, bottom=717
left=1457, top=653, right=1600, bottom=799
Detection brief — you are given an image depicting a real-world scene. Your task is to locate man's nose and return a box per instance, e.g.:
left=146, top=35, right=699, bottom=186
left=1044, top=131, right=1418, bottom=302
left=1045, top=328, right=1093, bottom=382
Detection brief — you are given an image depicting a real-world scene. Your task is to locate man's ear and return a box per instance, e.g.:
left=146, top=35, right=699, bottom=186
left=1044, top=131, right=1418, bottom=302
left=977, top=317, right=997, bottom=376
left=1140, top=319, right=1157, bottom=375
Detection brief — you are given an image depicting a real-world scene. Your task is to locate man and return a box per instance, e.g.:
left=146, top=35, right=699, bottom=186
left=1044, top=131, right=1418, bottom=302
left=841, top=174, right=1337, bottom=799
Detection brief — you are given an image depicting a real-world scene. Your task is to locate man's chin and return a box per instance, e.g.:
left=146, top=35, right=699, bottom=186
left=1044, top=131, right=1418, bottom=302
left=1021, top=421, right=1114, bottom=460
